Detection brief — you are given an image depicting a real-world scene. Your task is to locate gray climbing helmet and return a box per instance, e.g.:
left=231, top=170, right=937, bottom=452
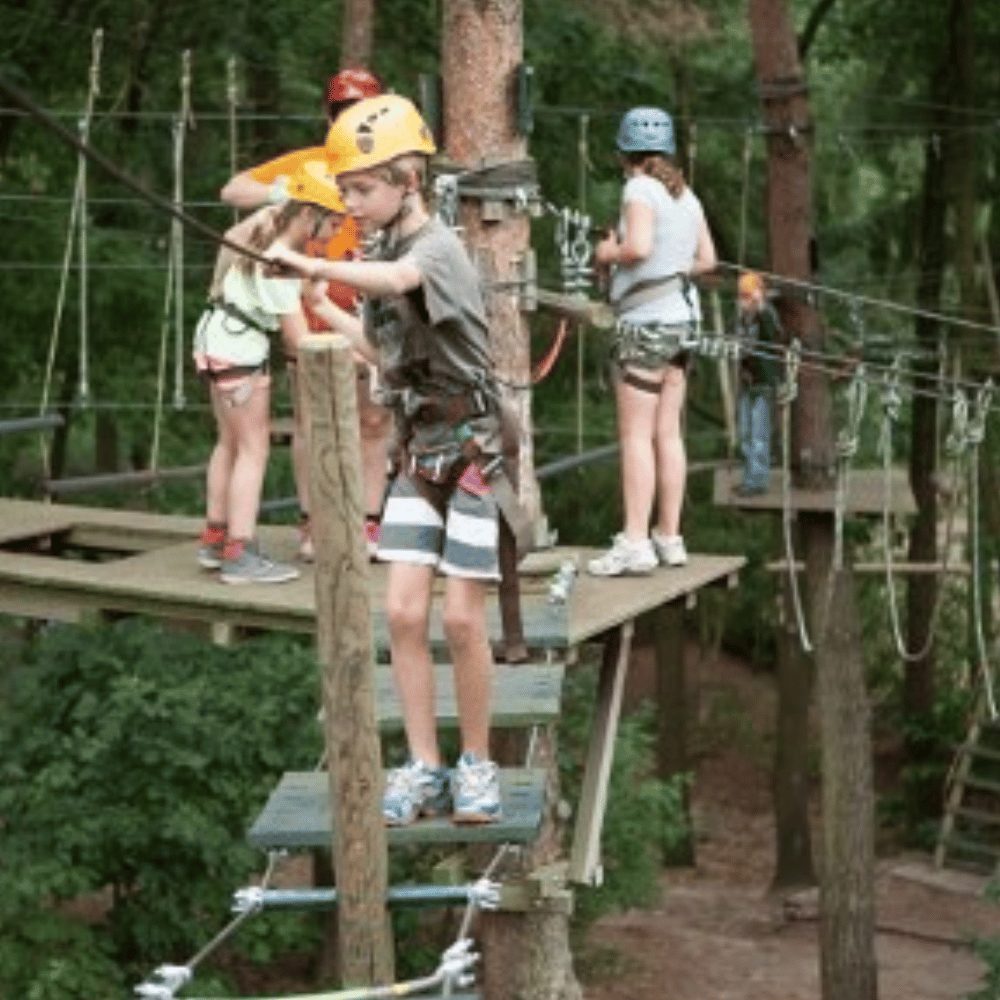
left=616, top=106, right=675, bottom=155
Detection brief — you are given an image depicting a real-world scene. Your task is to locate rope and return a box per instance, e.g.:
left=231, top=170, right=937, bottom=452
left=135, top=849, right=284, bottom=1000
left=717, top=259, right=1000, bottom=340
left=0, top=74, right=273, bottom=268
left=879, top=364, right=967, bottom=663
left=531, top=318, right=570, bottom=383
left=776, top=341, right=813, bottom=653
left=226, top=56, right=239, bottom=226
left=172, top=50, right=194, bottom=411
left=76, top=28, right=103, bottom=408
left=35, top=27, right=103, bottom=480
left=149, top=239, right=176, bottom=472
left=967, top=380, right=998, bottom=720
left=833, top=363, right=869, bottom=570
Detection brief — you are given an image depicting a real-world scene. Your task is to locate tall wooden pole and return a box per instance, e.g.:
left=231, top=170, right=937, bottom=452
left=340, top=0, right=376, bottom=68
left=300, top=335, right=394, bottom=986
left=441, top=0, right=540, bottom=523
left=747, top=3, right=877, bottom=998
left=441, top=8, right=577, bottom=1000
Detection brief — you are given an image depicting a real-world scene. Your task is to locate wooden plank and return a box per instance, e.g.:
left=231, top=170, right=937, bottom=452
left=247, top=769, right=546, bottom=849
left=891, top=859, right=991, bottom=897
left=713, top=467, right=917, bottom=516
left=535, top=289, right=614, bottom=330
left=375, top=662, right=564, bottom=731
left=568, top=620, right=634, bottom=885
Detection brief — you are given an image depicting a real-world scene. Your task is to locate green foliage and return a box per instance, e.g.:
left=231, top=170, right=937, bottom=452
left=0, top=619, right=323, bottom=997
left=968, top=879, right=1000, bottom=1000
left=558, top=655, right=690, bottom=927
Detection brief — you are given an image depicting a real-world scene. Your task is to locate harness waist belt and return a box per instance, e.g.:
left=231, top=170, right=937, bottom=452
left=210, top=297, right=274, bottom=336
left=611, top=272, right=688, bottom=315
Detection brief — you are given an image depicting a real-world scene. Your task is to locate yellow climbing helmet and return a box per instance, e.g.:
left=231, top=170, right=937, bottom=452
left=324, top=94, right=436, bottom=176
left=287, top=159, right=346, bottom=214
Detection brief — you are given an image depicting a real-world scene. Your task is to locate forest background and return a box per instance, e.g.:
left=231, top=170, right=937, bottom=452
left=1, top=0, right=1000, bottom=997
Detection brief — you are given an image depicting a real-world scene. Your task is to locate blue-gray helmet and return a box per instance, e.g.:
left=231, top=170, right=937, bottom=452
left=616, top=107, right=675, bottom=155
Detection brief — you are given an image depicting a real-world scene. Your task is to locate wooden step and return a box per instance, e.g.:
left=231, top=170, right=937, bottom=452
left=962, top=741, right=1000, bottom=764
left=942, top=832, right=1000, bottom=860
left=375, top=662, right=564, bottom=732
left=955, top=805, right=1000, bottom=828
left=963, top=775, right=1000, bottom=796
left=248, top=769, right=546, bottom=850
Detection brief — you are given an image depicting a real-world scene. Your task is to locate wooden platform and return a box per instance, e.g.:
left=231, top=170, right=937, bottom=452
left=0, top=499, right=745, bottom=651
left=713, top=467, right=916, bottom=516
left=248, top=769, right=547, bottom=849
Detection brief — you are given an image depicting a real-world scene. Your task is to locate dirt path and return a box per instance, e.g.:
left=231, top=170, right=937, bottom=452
left=580, top=647, right=997, bottom=1000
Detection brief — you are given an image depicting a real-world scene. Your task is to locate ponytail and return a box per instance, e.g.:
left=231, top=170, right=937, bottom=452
left=623, top=151, right=686, bottom=199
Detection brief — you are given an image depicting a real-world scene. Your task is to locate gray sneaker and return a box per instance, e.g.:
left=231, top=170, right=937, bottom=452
left=197, top=540, right=224, bottom=570
left=219, top=542, right=300, bottom=585
left=382, top=759, right=451, bottom=826
left=452, top=752, right=502, bottom=824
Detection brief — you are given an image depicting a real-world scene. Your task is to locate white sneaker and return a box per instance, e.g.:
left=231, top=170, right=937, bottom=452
left=587, top=533, right=658, bottom=577
left=652, top=531, right=687, bottom=567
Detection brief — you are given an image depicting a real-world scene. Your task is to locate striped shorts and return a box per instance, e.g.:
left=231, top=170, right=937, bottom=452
left=377, top=471, right=500, bottom=581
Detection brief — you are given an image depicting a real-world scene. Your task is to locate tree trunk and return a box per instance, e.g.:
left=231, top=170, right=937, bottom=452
left=748, top=2, right=877, bottom=997
left=441, top=0, right=541, bottom=523
left=340, top=0, right=376, bottom=68
left=905, top=0, right=974, bottom=814
left=772, top=577, right=816, bottom=889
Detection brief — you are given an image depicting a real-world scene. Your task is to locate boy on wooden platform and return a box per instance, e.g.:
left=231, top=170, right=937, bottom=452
left=266, top=95, right=504, bottom=826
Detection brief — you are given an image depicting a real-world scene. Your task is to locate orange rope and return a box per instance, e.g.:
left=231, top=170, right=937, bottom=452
left=531, top=318, right=570, bottom=384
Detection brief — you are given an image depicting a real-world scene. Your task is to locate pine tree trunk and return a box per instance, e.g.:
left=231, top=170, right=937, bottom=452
left=748, top=2, right=877, bottom=996
left=441, top=0, right=541, bottom=521
left=340, top=0, right=376, bottom=68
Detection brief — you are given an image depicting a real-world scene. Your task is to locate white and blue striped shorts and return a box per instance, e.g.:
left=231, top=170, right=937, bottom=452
left=377, top=473, right=500, bottom=581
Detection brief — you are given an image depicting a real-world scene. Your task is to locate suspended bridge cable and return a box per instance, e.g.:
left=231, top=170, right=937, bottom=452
left=35, top=27, right=103, bottom=481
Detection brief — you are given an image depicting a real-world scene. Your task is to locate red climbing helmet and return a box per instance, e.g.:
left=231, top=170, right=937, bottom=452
left=326, top=68, right=383, bottom=106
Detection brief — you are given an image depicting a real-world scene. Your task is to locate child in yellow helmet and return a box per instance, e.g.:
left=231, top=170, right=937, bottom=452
left=220, top=69, right=391, bottom=565
left=194, top=162, right=350, bottom=584
left=267, top=96, right=504, bottom=826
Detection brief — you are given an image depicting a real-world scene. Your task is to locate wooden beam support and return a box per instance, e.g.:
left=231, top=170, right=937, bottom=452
left=568, top=620, right=634, bottom=885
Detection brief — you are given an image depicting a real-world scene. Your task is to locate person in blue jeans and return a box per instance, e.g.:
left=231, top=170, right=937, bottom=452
left=735, top=271, right=782, bottom=496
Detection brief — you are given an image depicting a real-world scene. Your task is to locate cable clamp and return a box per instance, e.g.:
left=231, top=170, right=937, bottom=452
left=232, top=885, right=265, bottom=914
left=469, top=877, right=502, bottom=910
left=134, top=964, right=191, bottom=999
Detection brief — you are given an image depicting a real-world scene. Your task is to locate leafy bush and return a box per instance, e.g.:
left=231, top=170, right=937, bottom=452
left=0, top=619, right=323, bottom=997
left=557, top=655, right=690, bottom=927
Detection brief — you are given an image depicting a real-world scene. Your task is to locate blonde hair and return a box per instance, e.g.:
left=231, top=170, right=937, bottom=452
left=624, top=151, right=686, bottom=199
left=236, top=201, right=314, bottom=275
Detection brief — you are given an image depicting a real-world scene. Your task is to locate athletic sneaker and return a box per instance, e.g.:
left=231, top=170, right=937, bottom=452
left=197, top=526, right=226, bottom=570
left=652, top=531, right=688, bottom=568
left=197, top=540, right=225, bottom=570
left=382, top=759, right=451, bottom=826
left=219, top=541, right=300, bottom=585
left=452, top=752, right=502, bottom=824
left=587, top=533, right=658, bottom=577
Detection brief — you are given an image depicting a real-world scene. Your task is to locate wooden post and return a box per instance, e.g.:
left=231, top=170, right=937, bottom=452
left=652, top=601, right=694, bottom=864
left=441, top=0, right=541, bottom=524
left=299, top=335, right=394, bottom=986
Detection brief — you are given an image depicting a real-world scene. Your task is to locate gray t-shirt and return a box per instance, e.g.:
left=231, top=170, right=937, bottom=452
left=364, top=216, right=500, bottom=451
left=609, top=174, right=705, bottom=326
left=365, top=216, right=493, bottom=394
